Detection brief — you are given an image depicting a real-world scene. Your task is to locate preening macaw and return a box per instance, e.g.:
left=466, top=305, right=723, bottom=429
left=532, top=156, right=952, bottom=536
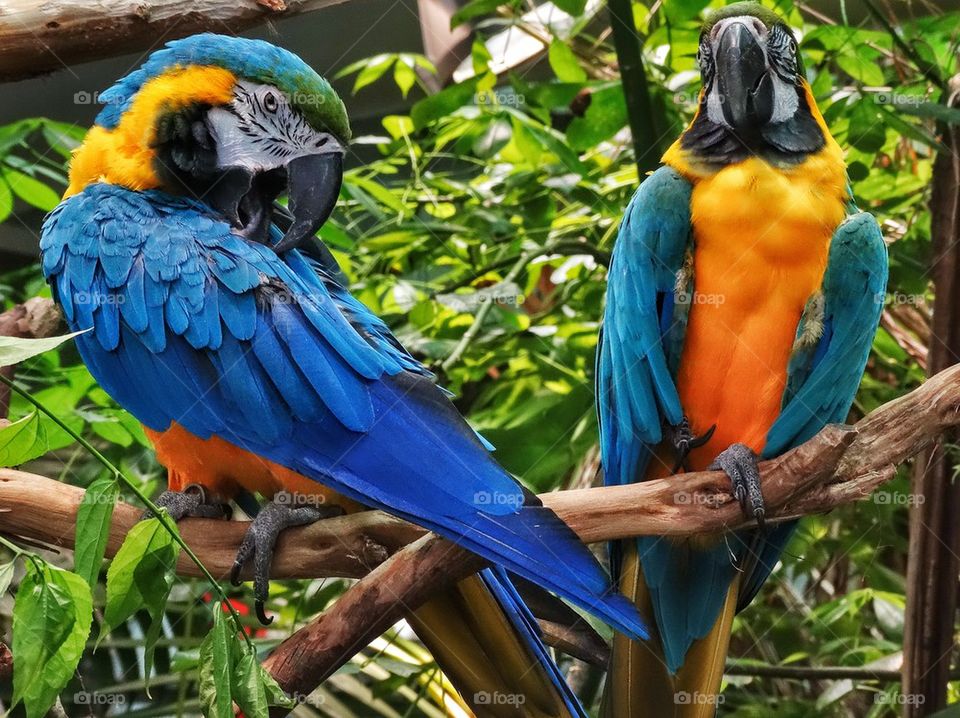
left=597, top=3, right=888, bottom=715
left=39, top=34, right=646, bottom=717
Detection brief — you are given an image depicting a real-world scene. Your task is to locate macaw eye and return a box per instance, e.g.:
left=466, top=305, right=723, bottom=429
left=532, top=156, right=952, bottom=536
left=789, top=37, right=798, bottom=54
left=263, top=92, right=279, bottom=113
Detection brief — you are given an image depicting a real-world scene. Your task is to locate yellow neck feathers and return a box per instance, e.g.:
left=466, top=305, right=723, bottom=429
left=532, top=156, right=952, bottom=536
left=65, top=66, right=237, bottom=198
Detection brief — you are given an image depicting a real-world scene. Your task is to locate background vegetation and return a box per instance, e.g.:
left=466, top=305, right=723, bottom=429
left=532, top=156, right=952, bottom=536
left=0, top=0, right=954, bottom=715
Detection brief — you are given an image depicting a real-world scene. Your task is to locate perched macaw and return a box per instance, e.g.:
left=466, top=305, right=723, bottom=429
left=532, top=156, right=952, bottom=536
left=597, top=3, right=887, bottom=715
left=39, top=34, right=646, bottom=717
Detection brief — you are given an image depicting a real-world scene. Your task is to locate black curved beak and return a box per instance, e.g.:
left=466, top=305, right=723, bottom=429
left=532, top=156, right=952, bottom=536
left=272, top=152, right=343, bottom=254
left=716, top=21, right=773, bottom=131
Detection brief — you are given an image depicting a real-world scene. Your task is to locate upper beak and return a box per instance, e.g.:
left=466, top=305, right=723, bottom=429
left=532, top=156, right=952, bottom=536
left=272, top=152, right=344, bottom=254
left=715, top=20, right=774, bottom=131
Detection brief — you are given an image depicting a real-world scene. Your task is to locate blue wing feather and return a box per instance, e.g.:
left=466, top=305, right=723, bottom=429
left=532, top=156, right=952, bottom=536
left=41, top=183, right=646, bottom=640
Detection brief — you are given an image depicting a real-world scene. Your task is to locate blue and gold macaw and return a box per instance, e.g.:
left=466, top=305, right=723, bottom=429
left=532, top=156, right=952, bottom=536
left=597, top=3, right=888, bottom=715
left=39, top=34, right=646, bottom=717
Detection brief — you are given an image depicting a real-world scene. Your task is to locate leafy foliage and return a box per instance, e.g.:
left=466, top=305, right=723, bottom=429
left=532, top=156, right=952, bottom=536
left=0, top=0, right=955, bottom=715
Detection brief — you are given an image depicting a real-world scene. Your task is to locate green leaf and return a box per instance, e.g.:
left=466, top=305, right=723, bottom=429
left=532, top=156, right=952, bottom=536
left=100, top=518, right=180, bottom=686
left=199, top=609, right=236, bottom=718
left=353, top=55, right=396, bottom=94
left=74, top=477, right=119, bottom=587
left=663, top=0, right=709, bottom=23
left=0, top=412, right=48, bottom=467
left=566, top=85, right=628, bottom=150
left=0, top=330, right=86, bottom=367
left=411, top=77, right=481, bottom=128
left=552, top=0, right=586, bottom=15
left=0, top=177, right=12, bottom=223
left=2, top=169, right=60, bottom=212
left=393, top=57, right=417, bottom=98
left=548, top=40, right=587, bottom=83
left=451, top=0, right=505, bottom=28
left=13, top=563, right=92, bottom=718
left=0, top=560, right=15, bottom=597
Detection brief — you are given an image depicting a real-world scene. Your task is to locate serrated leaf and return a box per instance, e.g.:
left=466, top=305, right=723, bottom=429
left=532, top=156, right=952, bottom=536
left=2, top=169, right=60, bottom=211
left=74, top=477, right=119, bottom=587
left=12, top=563, right=92, bottom=718
left=548, top=40, right=586, bottom=83
left=0, top=412, right=48, bottom=467
left=0, top=330, right=85, bottom=367
left=199, top=609, right=236, bottom=718
left=100, top=518, right=180, bottom=689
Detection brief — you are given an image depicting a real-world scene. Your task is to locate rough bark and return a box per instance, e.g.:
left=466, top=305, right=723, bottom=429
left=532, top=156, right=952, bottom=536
left=0, top=0, right=349, bottom=82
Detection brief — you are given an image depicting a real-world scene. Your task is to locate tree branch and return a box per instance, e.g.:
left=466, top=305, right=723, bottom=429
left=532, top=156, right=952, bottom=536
left=0, top=0, right=349, bottom=82
left=4, top=299, right=960, bottom=704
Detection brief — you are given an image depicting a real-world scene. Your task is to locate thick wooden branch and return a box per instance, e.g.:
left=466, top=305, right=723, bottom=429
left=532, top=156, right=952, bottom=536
left=4, top=298, right=960, bottom=704
left=0, top=0, right=349, bottom=82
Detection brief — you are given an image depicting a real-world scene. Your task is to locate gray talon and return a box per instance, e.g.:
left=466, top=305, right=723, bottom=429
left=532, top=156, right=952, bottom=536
left=708, top=443, right=764, bottom=530
left=231, top=491, right=345, bottom=625
left=142, top=484, right=231, bottom=522
left=669, top=417, right=717, bottom=472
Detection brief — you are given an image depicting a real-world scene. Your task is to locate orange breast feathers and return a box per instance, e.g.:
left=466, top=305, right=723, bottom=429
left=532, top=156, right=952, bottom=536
left=663, top=148, right=848, bottom=472
left=144, top=423, right=361, bottom=512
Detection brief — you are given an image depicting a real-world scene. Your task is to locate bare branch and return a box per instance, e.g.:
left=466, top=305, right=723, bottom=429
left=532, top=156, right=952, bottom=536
left=0, top=0, right=349, bottom=82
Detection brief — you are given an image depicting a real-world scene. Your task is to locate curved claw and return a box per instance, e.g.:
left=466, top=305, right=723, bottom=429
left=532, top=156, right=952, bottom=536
left=229, top=561, right=244, bottom=587
left=670, top=419, right=717, bottom=473
left=255, top=600, right=274, bottom=626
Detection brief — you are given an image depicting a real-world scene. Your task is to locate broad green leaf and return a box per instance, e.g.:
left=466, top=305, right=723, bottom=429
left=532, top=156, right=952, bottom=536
left=393, top=57, right=417, bottom=98
left=552, top=0, right=586, bottom=15
left=100, top=518, right=180, bottom=685
left=566, top=85, right=628, bottom=150
left=12, top=563, right=92, bottom=718
left=353, top=55, right=395, bottom=94
left=411, top=77, right=481, bottom=128
left=232, top=647, right=295, bottom=715
left=199, top=609, right=236, bottom=718
left=548, top=40, right=586, bottom=83
left=2, top=169, right=60, bottom=211
left=0, top=330, right=85, bottom=367
left=451, top=0, right=505, bottom=28
left=41, top=122, right=85, bottom=159
left=74, top=477, right=119, bottom=587
left=663, top=0, right=709, bottom=23
left=0, top=412, right=48, bottom=467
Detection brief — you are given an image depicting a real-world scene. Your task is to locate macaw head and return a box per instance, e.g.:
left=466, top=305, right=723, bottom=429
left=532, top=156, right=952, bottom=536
left=68, top=34, right=350, bottom=252
left=677, top=2, right=826, bottom=165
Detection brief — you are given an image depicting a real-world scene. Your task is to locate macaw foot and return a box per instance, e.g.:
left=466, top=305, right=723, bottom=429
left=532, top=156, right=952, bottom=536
left=229, top=491, right=344, bottom=625
left=141, top=484, right=231, bottom=522
left=708, top=443, right=764, bottom=529
left=668, top=415, right=716, bottom=472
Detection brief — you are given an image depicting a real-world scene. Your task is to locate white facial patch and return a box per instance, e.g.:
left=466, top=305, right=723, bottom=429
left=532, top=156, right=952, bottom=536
left=206, top=80, right=343, bottom=172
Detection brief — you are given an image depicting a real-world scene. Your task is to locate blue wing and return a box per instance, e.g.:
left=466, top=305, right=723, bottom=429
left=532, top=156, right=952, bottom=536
left=597, top=165, right=692, bottom=493
left=40, top=183, right=645, bottom=639
left=738, top=211, right=888, bottom=607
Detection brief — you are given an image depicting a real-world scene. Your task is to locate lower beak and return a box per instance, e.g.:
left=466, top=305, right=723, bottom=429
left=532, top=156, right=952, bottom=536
left=272, top=153, right=343, bottom=254
left=716, top=21, right=773, bottom=131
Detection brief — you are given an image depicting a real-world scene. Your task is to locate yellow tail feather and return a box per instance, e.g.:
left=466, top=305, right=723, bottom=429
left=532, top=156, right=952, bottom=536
left=409, top=574, right=578, bottom=718
left=601, top=543, right=738, bottom=718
